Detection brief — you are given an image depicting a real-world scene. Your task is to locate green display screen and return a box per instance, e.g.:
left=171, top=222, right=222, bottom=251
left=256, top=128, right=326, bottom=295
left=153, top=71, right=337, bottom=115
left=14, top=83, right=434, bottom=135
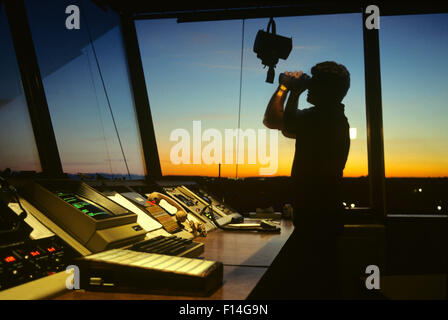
left=55, top=192, right=113, bottom=220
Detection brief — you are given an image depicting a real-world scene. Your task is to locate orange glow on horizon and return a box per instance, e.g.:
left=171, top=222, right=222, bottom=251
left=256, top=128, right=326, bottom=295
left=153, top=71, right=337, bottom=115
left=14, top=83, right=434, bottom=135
left=59, top=138, right=447, bottom=179
left=157, top=146, right=448, bottom=178
left=160, top=160, right=447, bottom=178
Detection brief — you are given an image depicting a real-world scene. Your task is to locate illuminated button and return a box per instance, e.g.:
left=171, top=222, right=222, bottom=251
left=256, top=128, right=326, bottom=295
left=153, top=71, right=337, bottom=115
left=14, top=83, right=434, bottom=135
left=4, top=256, right=16, bottom=263
left=47, top=247, right=56, bottom=253
left=30, top=251, right=40, bottom=257
left=103, top=283, right=115, bottom=287
left=89, top=277, right=102, bottom=286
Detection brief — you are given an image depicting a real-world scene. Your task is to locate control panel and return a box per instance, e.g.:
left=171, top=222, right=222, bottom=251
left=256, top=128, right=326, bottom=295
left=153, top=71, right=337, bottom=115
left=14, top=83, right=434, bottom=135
left=0, top=236, right=77, bottom=291
left=0, top=198, right=78, bottom=293
left=22, top=180, right=147, bottom=253
left=184, top=186, right=242, bottom=222
left=163, top=186, right=221, bottom=231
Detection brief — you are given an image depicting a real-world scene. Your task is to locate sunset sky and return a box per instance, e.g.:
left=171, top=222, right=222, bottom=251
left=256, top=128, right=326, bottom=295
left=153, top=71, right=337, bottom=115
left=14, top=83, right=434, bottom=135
left=136, top=14, right=368, bottom=178
left=136, top=13, right=448, bottom=178
left=0, top=2, right=447, bottom=178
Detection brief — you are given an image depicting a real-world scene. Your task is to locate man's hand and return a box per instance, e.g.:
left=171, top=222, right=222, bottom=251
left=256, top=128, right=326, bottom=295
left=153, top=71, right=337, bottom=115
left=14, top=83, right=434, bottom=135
left=279, top=70, right=308, bottom=94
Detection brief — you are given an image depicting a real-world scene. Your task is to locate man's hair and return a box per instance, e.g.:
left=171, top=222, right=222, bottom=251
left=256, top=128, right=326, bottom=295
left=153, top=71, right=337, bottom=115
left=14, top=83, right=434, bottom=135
left=311, top=61, right=350, bottom=102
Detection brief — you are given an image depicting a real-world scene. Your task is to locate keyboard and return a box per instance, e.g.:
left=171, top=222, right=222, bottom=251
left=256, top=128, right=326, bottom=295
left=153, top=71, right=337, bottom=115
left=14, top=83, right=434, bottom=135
left=76, top=249, right=223, bottom=296
left=129, top=235, right=203, bottom=257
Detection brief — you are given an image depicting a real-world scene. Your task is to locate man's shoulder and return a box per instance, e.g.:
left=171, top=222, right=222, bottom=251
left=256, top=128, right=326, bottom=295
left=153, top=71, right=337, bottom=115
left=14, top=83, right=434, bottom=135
left=297, top=106, right=318, bottom=116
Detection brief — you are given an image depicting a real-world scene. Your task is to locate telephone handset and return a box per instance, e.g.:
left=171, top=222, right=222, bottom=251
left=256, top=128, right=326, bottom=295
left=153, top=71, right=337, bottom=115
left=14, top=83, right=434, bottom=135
left=135, top=192, right=180, bottom=234
left=147, top=192, right=184, bottom=217
left=147, top=192, right=207, bottom=237
left=0, top=201, right=33, bottom=246
left=0, top=177, right=32, bottom=245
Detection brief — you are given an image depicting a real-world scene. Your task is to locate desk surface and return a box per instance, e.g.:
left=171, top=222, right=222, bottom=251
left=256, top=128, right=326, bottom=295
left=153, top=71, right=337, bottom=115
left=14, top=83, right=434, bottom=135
left=55, top=220, right=294, bottom=300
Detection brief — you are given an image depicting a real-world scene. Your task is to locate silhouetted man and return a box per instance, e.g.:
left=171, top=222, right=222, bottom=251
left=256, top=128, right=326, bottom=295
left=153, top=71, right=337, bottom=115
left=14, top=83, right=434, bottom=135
left=250, top=61, right=350, bottom=299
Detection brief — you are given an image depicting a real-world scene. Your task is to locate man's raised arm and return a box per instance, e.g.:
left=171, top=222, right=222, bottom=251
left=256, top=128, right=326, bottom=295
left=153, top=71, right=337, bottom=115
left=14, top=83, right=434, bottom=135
left=263, top=84, right=288, bottom=130
left=263, top=71, right=307, bottom=139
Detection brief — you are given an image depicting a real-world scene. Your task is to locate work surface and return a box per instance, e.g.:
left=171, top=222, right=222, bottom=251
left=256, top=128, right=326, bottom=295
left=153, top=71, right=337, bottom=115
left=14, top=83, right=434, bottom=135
left=55, top=220, right=295, bottom=300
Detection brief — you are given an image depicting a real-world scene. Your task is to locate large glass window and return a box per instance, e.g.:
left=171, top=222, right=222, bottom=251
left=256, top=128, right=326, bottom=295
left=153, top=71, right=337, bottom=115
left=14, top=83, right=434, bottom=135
left=239, top=14, right=367, bottom=178
left=380, top=14, right=448, bottom=215
left=24, top=0, right=145, bottom=179
left=136, top=14, right=368, bottom=181
left=0, top=4, right=41, bottom=174
left=135, top=19, right=241, bottom=177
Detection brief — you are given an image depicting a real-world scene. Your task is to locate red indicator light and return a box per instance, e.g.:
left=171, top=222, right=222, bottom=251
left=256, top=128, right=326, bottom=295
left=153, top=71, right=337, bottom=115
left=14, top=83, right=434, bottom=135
left=4, top=256, right=16, bottom=263
left=47, top=247, right=56, bottom=253
left=30, top=251, right=40, bottom=257
left=146, top=200, right=156, bottom=206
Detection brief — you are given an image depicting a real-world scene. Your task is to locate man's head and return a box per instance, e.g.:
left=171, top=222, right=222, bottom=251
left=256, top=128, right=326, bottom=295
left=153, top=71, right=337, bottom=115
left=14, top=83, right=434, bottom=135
left=306, top=61, right=350, bottom=106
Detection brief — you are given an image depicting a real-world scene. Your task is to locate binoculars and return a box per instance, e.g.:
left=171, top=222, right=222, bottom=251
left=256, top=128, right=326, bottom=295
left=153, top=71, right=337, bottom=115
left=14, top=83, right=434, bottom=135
left=279, top=72, right=311, bottom=90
